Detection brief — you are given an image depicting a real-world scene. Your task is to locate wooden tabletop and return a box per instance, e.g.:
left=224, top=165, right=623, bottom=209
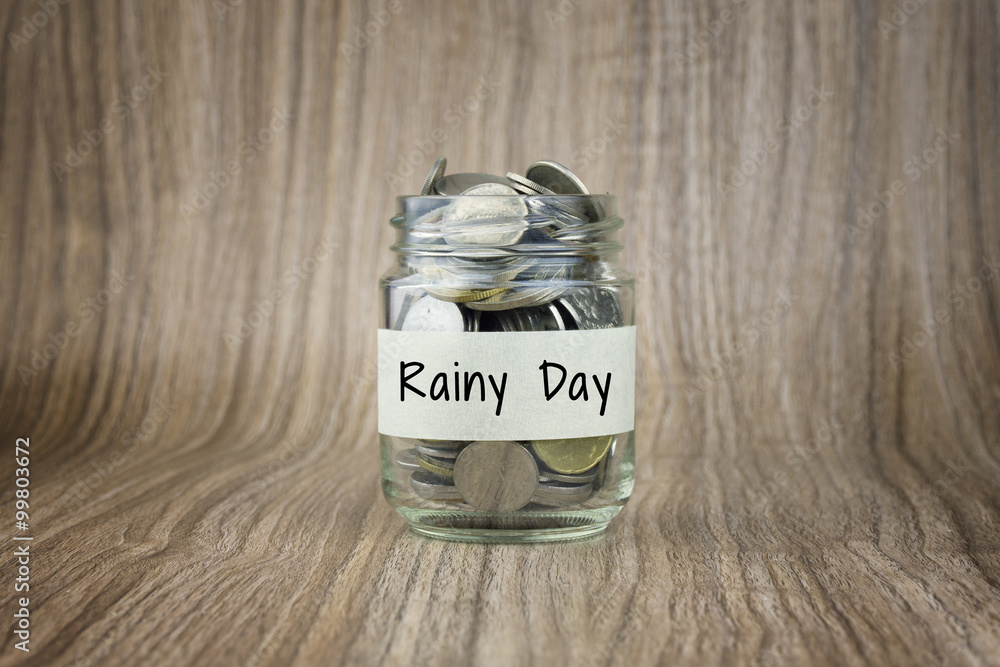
left=2, top=1, right=999, bottom=665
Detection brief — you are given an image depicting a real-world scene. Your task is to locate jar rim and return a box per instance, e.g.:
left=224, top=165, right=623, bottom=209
left=392, top=194, right=618, bottom=227
left=389, top=193, right=623, bottom=257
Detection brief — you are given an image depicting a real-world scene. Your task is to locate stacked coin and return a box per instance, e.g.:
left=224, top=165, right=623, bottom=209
left=393, top=436, right=616, bottom=511
left=392, top=158, right=625, bottom=511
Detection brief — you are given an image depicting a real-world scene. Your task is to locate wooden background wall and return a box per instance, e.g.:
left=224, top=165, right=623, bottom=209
left=1, top=1, right=998, bottom=665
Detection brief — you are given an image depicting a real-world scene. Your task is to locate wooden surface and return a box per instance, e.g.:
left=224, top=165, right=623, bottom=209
left=2, top=1, right=999, bottom=665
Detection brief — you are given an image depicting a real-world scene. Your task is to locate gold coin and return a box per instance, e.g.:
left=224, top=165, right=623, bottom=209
left=530, top=436, right=614, bottom=474
left=416, top=454, right=454, bottom=478
left=425, top=286, right=508, bottom=303
left=421, top=263, right=528, bottom=285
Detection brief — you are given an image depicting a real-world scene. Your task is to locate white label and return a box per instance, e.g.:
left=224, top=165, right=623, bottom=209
left=377, top=327, right=635, bottom=440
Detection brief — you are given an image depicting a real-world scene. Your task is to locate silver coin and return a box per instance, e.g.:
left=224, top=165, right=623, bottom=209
left=395, top=449, right=421, bottom=471
left=540, top=302, right=567, bottom=330
left=476, top=310, right=511, bottom=332
left=536, top=479, right=595, bottom=493
left=541, top=483, right=594, bottom=497
left=409, top=203, right=448, bottom=229
left=532, top=480, right=595, bottom=506
left=434, top=173, right=514, bottom=196
left=436, top=254, right=523, bottom=268
left=503, top=304, right=565, bottom=331
left=420, top=157, right=447, bottom=196
left=525, top=160, right=590, bottom=195
left=554, top=287, right=624, bottom=329
left=526, top=197, right=588, bottom=227
left=442, top=220, right=529, bottom=247
left=417, top=453, right=456, bottom=469
left=506, top=172, right=555, bottom=196
left=457, top=183, right=520, bottom=197
left=453, top=441, right=539, bottom=512
left=442, top=185, right=528, bottom=246
left=410, top=470, right=463, bottom=500
left=463, top=307, right=481, bottom=331
left=401, top=295, right=466, bottom=332
left=548, top=229, right=593, bottom=241
left=402, top=191, right=452, bottom=219
left=391, top=290, right=416, bottom=330
left=422, top=439, right=468, bottom=449
left=415, top=442, right=462, bottom=460
left=538, top=465, right=598, bottom=484
left=520, top=308, right=538, bottom=331
left=584, top=198, right=606, bottom=222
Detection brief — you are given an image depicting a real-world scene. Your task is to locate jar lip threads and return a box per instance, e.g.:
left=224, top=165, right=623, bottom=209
left=392, top=160, right=620, bottom=260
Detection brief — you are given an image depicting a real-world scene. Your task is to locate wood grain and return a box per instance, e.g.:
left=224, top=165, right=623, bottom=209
left=1, top=1, right=999, bottom=665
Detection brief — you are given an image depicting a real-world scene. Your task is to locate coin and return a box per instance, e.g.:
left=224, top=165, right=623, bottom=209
left=537, top=480, right=594, bottom=494
left=505, top=172, right=555, bottom=196
left=525, top=160, right=590, bottom=195
left=521, top=226, right=557, bottom=244
left=513, top=308, right=535, bottom=331
left=458, top=183, right=521, bottom=197
left=538, top=466, right=598, bottom=484
left=463, top=307, right=481, bottom=331
left=464, top=286, right=565, bottom=311
left=407, top=203, right=448, bottom=230
left=422, top=260, right=529, bottom=285
left=421, top=157, right=447, bottom=196
left=553, top=287, right=624, bottom=329
left=478, top=310, right=516, bottom=332
left=442, top=224, right=528, bottom=247
left=395, top=449, right=421, bottom=471
left=532, top=480, right=595, bottom=506
left=415, top=442, right=463, bottom=459
left=410, top=470, right=462, bottom=500
left=526, top=197, right=588, bottom=226
left=453, top=441, right=539, bottom=511
left=594, top=436, right=614, bottom=488
left=477, top=310, right=511, bottom=332
left=530, top=435, right=614, bottom=474
left=424, top=286, right=509, bottom=303
left=537, top=302, right=568, bottom=330
left=434, top=173, right=514, bottom=196
left=390, top=289, right=416, bottom=330
left=422, top=439, right=467, bottom=449
left=401, top=295, right=465, bottom=332
left=479, top=302, right=568, bottom=332
left=442, top=187, right=529, bottom=246
left=416, top=453, right=455, bottom=478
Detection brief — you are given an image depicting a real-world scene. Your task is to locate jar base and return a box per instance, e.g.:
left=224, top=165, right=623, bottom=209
left=397, top=506, right=622, bottom=543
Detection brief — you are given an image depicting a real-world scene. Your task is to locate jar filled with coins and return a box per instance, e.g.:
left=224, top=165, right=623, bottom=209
left=378, top=158, right=635, bottom=542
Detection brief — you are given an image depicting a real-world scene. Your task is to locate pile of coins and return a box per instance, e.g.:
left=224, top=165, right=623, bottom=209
left=390, top=158, right=626, bottom=511
left=391, top=158, right=625, bottom=333
left=394, top=437, right=615, bottom=511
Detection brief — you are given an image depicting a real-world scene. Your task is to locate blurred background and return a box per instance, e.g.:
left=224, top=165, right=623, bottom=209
left=1, top=1, right=998, bottom=665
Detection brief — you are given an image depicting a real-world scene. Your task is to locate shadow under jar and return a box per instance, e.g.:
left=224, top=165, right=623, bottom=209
left=378, top=193, right=635, bottom=543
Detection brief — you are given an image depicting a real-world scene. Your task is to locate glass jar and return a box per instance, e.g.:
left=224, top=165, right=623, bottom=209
left=377, top=193, right=635, bottom=542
